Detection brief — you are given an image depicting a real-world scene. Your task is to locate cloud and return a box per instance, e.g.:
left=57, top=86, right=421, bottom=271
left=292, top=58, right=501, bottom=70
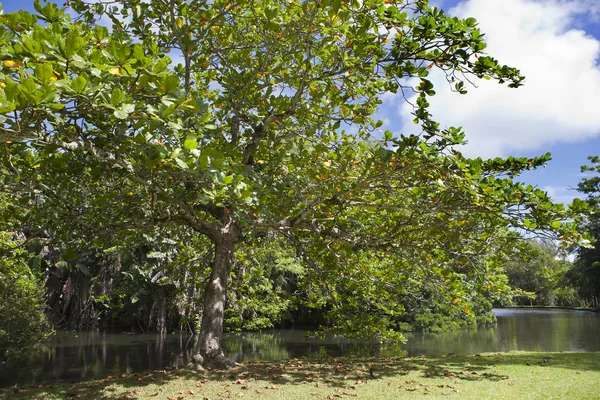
left=394, top=0, right=600, bottom=158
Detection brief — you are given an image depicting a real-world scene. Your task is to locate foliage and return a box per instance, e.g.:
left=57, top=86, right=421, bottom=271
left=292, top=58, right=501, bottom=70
left=504, top=240, right=576, bottom=307
left=0, top=0, right=589, bottom=365
left=226, top=234, right=302, bottom=331
left=567, top=156, right=600, bottom=306
left=0, top=230, right=53, bottom=358
left=43, top=227, right=212, bottom=333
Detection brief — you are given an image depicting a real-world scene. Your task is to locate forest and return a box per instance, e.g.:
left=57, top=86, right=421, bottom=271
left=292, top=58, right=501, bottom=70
left=0, top=0, right=599, bottom=370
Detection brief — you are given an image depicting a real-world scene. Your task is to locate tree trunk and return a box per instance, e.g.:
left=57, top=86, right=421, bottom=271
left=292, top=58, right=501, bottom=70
left=196, top=220, right=239, bottom=369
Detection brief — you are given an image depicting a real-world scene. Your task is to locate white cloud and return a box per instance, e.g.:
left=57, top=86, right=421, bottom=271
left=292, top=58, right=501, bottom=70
left=395, top=0, right=600, bottom=158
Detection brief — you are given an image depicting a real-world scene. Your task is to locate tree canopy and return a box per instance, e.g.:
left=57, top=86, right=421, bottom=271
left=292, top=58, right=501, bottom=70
left=0, top=0, right=589, bottom=367
left=566, top=156, right=600, bottom=307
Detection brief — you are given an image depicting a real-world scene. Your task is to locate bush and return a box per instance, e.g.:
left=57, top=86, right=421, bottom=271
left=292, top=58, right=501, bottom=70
left=0, top=232, right=53, bottom=358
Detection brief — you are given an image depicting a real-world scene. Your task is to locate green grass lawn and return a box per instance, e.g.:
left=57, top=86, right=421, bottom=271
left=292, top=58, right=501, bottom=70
left=2, top=352, right=599, bottom=399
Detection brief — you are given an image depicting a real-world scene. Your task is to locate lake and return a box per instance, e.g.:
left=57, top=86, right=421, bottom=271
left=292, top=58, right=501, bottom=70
left=1, top=308, right=599, bottom=387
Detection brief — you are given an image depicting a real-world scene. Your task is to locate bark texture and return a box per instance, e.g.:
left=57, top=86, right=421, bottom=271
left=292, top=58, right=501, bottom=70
left=196, top=218, right=239, bottom=369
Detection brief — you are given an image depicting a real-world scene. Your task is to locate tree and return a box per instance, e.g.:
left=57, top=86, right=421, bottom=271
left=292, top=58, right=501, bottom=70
left=567, top=156, right=600, bottom=308
left=0, top=0, right=587, bottom=367
left=504, top=240, right=576, bottom=307
left=0, top=191, right=53, bottom=357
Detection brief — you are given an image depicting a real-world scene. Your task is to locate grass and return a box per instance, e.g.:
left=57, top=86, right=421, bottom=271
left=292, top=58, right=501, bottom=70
left=1, top=352, right=599, bottom=399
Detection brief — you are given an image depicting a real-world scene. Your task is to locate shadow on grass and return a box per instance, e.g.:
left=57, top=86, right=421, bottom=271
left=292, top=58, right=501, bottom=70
left=3, top=352, right=599, bottom=399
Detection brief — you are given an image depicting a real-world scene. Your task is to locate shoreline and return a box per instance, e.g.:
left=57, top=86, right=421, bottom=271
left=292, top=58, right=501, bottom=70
left=495, top=305, right=600, bottom=313
left=3, top=351, right=600, bottom=399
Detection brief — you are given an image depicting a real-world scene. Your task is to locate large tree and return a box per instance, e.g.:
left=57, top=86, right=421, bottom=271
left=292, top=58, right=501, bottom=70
left=0, top=0, right=587, bottom=367
left=567, top=156, right=600, bottom=307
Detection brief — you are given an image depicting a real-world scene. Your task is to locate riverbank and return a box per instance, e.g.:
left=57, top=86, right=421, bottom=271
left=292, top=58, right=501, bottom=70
left=498, top=305, right=600, bottom=312
left=3, top=352, right=599, bottom=399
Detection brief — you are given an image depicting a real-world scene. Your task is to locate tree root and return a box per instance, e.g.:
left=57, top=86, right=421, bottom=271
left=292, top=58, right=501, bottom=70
left=192, top=353, right=239, bottom=370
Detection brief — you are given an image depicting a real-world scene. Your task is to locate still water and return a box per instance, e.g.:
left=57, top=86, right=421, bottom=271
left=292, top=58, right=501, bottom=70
left=1, top=308, right=599, bottom=387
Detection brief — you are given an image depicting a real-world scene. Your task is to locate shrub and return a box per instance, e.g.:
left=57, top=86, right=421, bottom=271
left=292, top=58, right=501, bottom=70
left=0, top=232, right=53, bottom=358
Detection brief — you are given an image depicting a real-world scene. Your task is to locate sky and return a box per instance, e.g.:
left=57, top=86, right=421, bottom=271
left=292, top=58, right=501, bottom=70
left=2, top=0, right=600, bottom=205
left=384, top=0, right=600, bottom=205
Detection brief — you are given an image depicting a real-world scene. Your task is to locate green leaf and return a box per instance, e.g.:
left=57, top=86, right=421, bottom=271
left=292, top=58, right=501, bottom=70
left=111, top=87, right=124, bottom=106
left=198, top=113, right=211, bottom=123
left=70, top=75, right=88, bottom=94
left=34, top=64, right=54, bottom=85
left=223, top=175, right=234, bottom=184
left=375, top=147, right=393, bottom=161
left=113, top=103, right=135, bottom=119
left=184, top=139, right=198, bottom=150
left=174, top=157, right=189, bottom=169
left=153, top=57, right=170, bottom=74
left=64, top=34, right=85, bottom=58
left=0, top=102, right=16, bottom=114
left=331, top=0, right=342, bottom=15
left=74, top=263, right=90, bottom=276
left=199, top=151, right=210, bottom=170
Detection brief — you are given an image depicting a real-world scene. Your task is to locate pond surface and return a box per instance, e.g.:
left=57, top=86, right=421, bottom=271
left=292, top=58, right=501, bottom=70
left=1, top=308, right=599, bottom=387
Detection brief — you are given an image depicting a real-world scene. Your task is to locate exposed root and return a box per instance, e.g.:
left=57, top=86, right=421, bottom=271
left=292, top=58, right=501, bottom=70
left=192, top=353, right=239, bottom=370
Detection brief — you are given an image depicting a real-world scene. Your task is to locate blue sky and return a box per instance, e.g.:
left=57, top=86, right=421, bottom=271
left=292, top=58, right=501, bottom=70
left=2, top=0, right=600, bottom=205
left=389, top=0, right=600, bottom=205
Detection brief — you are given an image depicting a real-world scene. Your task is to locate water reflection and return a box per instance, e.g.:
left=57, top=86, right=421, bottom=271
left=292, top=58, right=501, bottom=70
left=1, top=308, right=599, bottom=387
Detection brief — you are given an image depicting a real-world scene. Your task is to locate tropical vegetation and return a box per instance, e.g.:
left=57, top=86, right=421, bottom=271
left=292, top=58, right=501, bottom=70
left=0, top=0, right=596, bottom=369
